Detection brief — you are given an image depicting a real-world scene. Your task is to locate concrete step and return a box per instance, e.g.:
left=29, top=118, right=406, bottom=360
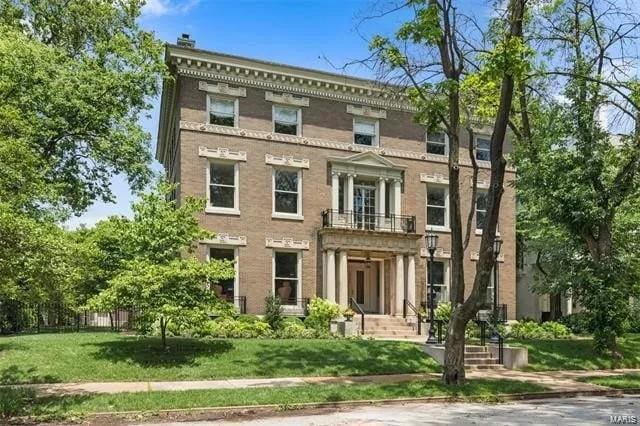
left=465, top=358, right=500, bottom=366
left=464, top=352, right=493, bottom=359
left=364, top=326, right=415, bottom=332
left=365, top=330, right=421, bottom=336
left=464, top=346, right=489, bottom=353
left=465, top=364, right=505, bottom=370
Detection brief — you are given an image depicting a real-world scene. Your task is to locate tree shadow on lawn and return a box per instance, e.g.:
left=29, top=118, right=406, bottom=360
left=251, top=340, right=440, bottom=378
left=0, top=386, right=93, bottom=420
left=84, top=336, right=233, bottom=368
left=519, top=335, right=640, bottom=371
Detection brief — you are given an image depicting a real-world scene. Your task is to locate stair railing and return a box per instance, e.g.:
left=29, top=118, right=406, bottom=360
left=402, top=299, right=422, bottom=335
left=349, top=297, right=365, bottom=335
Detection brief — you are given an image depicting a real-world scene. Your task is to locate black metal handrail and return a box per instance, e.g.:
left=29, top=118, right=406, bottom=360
left=222, top=295, right=247, bottom=314
left=402, top=299, right=422, bottom=335
left=321, top=209, right=416, bottom=233
left=349, top=297, right=365, bottom=335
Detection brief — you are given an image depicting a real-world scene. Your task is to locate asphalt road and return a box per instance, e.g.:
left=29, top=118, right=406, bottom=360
left=143, top=396, right=640, bottom=425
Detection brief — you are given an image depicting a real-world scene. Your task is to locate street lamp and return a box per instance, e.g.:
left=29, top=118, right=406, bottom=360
left=489, top=236, right=503, bottom=343
left=425, top=232, right=439, bottom=344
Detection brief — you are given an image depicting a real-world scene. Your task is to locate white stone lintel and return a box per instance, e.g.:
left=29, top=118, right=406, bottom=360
left=199, top=146, right=247, bottom=161
left=265, top=154, right=309, bottom=169
left=266, top=238, right=310, bottom=250
left=265, top=91, right=309, bottom=107
left=198, top=81, right=246, bottom=97
left=347, top=104, right=387, bottom=119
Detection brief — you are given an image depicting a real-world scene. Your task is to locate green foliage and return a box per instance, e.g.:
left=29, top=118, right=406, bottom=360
left=508, top=320, right=572, bottom=340
left=199, top=317, right=273, bottom=339
left=264, top=294, right=283, bottom=330
left=435, top=302, right=452, bottom=322
left=0, top=386, right=34, bottom=418
left=303, top=297, right=341, bottom=332
left=558, top=312, right=593, bottom=335
left=627, top=301, right=640, bottom=334
left=276, top=317, right=318, bottom=339
left=0, top=1, right=166, bottom=213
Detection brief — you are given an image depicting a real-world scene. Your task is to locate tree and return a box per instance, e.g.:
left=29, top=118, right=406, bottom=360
left=0, top=0, right=165, bottom=214
left=516, top=0, right=640, bottom=355
left=368, top=0, right=527, bottom=384
left=88, top=182, right=235, bottom=349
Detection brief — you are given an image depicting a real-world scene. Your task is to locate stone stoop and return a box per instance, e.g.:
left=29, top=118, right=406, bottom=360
left=464, top=346, right=504, bottom=370
left=360, top=315, right=421, bottom=339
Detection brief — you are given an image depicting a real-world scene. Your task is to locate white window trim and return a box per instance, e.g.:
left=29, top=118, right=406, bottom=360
left=272, top=167, right=303, bottom=220
left=272, top=249, right=303, bottom=311
left=426, top=184, right=450, bottom=232
left=353, top=117, right=379, bottom=147
left=426, top=259, right=450, bottom=305
left=206, top=245, right=240, bottom=309
left=272, top=104, right=302, bottom=137
left=205, top=159, right=240, bottom=215
left=474, top=190, right=500, bottom=236
left=426, top=131, right=449, bottom=156
left=207, top=94, right=239, bottom=127
left=474, top=135, right=491, bottom=161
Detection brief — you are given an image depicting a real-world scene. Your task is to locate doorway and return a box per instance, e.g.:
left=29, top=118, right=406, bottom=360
left=348, top=260, right=379, bottom=313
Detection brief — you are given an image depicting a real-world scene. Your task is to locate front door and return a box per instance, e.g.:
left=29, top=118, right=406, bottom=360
left=354, top=185, right=376, bottom=230
left=349, top=261, right=379, bottom=313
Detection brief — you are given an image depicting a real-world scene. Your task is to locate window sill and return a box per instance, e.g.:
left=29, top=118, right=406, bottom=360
left=272, top=213, right=304, bottom=221
left=426, top=226, right=450, bottom=233
left=205, top=207, right=241, bottom=216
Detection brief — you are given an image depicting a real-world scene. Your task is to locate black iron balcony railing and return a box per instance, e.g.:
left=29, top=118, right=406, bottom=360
left=321, top=209, right=416, bottom=233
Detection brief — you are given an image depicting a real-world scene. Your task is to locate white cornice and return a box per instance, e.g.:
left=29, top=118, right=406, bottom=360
left=347, top=104, right=387, bottom=119
left=182, top=121, right=516, bottom=172
left=201, top=234, right=247, bottom=246
left=266, top=237, right=310, bottom=250
left=198, top=146, right=247, bottom=162
left=265, top=91, right=309, bottom=107
left=420, top=173, right=449, bottom=185
left=198, top=81, right=246, bottom=97
left=265, top=154, right=309, bottom=169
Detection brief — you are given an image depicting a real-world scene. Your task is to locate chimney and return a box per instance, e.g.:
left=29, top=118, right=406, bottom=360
left=177, top=33, right=195, bottom=48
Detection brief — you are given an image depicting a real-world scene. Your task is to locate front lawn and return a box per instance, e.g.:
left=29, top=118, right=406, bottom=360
left=578, top=373, right=640, bottom=389
left=510, top=334, right=640, bottom=371
left=0, top=332, right=439, bottom=384
left=0, top=379, right=546, bottom=420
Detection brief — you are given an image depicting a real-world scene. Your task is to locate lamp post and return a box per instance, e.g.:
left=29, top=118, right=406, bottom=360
left=489, top=236, right=503, bottom=343
left=425, top=232, right=439, bottom=344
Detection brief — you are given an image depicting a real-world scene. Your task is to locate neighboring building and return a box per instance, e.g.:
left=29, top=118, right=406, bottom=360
left=156, top=35, right=518, bottom=324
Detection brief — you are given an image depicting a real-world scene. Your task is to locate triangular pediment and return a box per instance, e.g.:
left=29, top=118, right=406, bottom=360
left=328, top=151, right=405, bottom=170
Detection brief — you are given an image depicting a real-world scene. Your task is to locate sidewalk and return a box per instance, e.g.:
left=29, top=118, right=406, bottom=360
left=6, top=369, right=639, bottom=397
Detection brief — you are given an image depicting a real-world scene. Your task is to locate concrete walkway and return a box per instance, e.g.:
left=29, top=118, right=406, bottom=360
left=8, top=369, right=640, bottom=397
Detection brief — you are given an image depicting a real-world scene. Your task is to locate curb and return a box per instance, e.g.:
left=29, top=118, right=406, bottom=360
left=42, top=387, right=640, bottom=425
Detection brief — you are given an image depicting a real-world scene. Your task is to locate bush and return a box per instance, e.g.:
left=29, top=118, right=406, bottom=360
left=198, top=317, right=273, bottom=338
left=304, top=297, right=340, bottom=332
left=435, top=302, right=452, bottom=322
left=237, top=314, right=262, bottom=324
left=276, top=318, right=318, bottom=339
left=558, top=312, right=593, bottom=335
left=264, top=294, right=282, bottom=330
left=508, top=320, right=572, bottom=340
left=626, top=301, right=640, bottom=333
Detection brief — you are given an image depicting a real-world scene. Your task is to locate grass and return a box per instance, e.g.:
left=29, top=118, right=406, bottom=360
left=578, top=373, right=640, bottom=390
left=0, top=332, right=440, bottom=384
left=509, top=334, right=640, bottom=371
left=0, top=379, right=547, bottom=420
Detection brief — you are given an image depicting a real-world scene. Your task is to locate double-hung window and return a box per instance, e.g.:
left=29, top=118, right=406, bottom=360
left=475, top=190, right=488, bottom=231
left=273, top=168, right=302, bottom=219
left=208, top=96, right=237, bottom=127
left=274, top=251, right=300, bottom=305
left=426, top=185, right=449, bottom=230
left=207, top=161, right=239, bottom=214
left=273, top=105, right=301, bottom=136
left=354, top=118, right=378, bottom=146
left=475, top=136, right=491, bottom=161
left=208, top=247, right=236, bottom=302
left=427, top=261, right=449, bottom=307
left=426, top=131, right=448, bottom=155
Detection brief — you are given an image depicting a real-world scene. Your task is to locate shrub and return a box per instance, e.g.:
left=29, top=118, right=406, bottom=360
left=558, top=312, right=593, bottom=335
left=277, top=319, right=317, bottom=339
left=625, top=301, right=640, bottom=333
left=508, top=320, right=572, bottom=340
left=199, top=317, right=273, bottom=338
left=237, top=314, right=262, bottom=324
left=264, top=294, right=282, bottom=330
left=435, top=302, right=452, bottom=322
left=304, top=297, right=340, bottom=331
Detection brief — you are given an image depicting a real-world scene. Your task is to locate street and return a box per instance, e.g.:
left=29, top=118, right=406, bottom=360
left=143, top=396, right=640, bottom=426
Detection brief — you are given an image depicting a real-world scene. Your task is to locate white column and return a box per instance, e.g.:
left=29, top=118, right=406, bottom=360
left=322, top=250, right=327, bottom=298
left=326, top=249, right=336, bottom=302
left=389, top=257, right=396, bottom=315
left=407, top=255, right=416, bottom=309
left=564, top=294, right=573, bottom=315
left=338, top=251, right=348, bottom=307
left=379, top=260, right=385, bottom=314
left=331, top=173, right=340, bottom=211
left=395, top=254, right=405, bottom=316
left=378, top=178, right=386, bottom=229
left=346, top=174, right=354, bottom=213
left=393, top=179, right=401, bottom=230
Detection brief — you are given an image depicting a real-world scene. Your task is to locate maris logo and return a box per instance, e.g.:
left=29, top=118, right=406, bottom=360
left=610, top=415, right=638, bottom=424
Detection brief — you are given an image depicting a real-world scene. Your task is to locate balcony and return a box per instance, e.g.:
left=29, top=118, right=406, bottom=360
left=321, top=209, right=416, bottom=233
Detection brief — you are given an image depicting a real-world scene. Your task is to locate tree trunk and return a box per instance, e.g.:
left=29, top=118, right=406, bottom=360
left=442, top=312, right=468, bottom=384
left=160, top=316, right=167, bottom=350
